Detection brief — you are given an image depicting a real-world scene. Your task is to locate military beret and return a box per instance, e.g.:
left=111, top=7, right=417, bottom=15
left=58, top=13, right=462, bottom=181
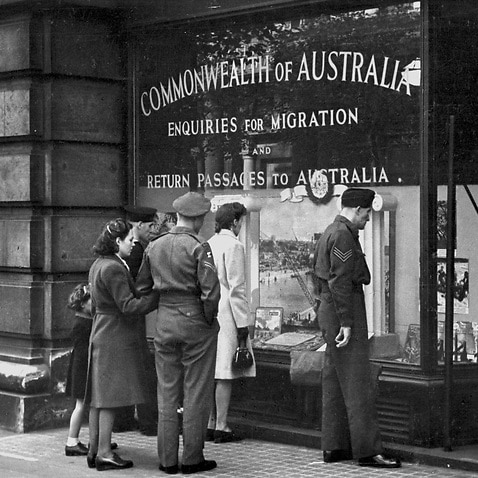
left=173, top=192, right=211, bottom=217
left=341, top=188, right=375, bottom=208
left=123, top=205, right=157, bottom=222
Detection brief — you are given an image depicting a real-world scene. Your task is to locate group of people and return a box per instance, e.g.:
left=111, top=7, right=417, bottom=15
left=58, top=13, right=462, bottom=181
left=64, top=192, right=255, bottom=473
left=64, top=187, right=401, bottom=473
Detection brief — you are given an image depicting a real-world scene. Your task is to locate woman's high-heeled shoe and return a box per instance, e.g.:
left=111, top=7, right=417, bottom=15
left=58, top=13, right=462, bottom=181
left=95, top=453, right=133, bottom=471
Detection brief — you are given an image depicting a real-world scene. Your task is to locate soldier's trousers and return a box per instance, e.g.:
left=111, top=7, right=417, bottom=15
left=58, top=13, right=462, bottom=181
left=319, top=291, right=383, bottom=459
left=154, top=302, right=218, bottom=467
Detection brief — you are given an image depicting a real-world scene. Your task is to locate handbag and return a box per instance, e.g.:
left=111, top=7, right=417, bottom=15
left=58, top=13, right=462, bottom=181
left=232, top=337, right=254, bottom=370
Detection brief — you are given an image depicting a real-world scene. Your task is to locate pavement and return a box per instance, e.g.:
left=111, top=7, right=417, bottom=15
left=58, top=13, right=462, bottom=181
left=0, top=426, right=478, bottom=478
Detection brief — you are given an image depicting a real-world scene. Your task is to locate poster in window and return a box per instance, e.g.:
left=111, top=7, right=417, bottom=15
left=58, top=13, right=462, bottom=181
left=403, top=323, right=420, bottom=364
left=254, top=307, right=283, bottom=341
left=436, top=199, right=457, bottom=251
left=436, top=258, right=469, bottom=314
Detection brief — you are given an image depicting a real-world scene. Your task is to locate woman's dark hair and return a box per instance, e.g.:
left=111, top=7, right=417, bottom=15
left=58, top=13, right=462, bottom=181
left=214, top=202, right=247, bottom=233
left=67, top=283, right=90, bottom=311
left=93, top=218, right=132, bottom=255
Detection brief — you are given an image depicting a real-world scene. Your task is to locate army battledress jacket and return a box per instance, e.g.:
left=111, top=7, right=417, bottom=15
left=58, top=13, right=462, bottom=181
left=137, top=226, right=220, bottom=324
left=314, top=214, right=370, bottom=334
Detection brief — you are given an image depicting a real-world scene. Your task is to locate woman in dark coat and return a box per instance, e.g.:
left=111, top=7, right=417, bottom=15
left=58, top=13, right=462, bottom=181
left=85, top=218, right=158, bottom=471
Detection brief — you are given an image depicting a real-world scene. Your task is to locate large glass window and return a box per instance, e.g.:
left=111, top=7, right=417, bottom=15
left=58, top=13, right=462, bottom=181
left=134, top=2, right=422, bottom=362
left=432, top=1, right=478, bottom=365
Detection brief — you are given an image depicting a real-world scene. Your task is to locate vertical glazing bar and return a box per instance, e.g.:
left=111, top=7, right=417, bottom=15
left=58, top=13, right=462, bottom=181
left=443, top=115, right=455, bottom=452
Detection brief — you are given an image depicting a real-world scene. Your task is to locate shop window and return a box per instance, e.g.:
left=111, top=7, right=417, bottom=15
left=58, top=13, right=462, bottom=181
left=436, top=187, right=477, bottom=363
left=431, top=1, right=478, bottom=366
left=135, top=2, right=423, bottom=363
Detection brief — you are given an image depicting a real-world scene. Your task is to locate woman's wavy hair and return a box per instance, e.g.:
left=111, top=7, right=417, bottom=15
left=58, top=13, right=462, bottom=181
left=214, top=202, right=247, bottom=233
left=93, top=218, right=132, bottom=256
left=67, top=283, right=90, bottom=311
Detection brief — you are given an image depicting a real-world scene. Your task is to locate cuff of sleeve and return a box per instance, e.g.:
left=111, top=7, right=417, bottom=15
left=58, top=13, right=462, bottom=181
left=339, top=316, right=353, bottom=328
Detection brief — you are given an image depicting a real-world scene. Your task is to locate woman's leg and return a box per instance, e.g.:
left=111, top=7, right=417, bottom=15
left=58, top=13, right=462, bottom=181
left=98, top=408, right=116, bottom=458
left=88, top=407, right=100, bottom=456
left=215, top=380, right=232, bottom=431
left=94, top=408, right=133, bottom=470
left=67, top=399, right=85, bottom=444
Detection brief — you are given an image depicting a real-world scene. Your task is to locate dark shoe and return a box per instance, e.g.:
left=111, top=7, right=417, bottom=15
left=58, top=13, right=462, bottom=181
left=214, top=430, right=242, bottom=443
left=65, top=442, right=88, bottom=456
left=181, top=460, right=217, bottom=474
left=159, top=463, right=179, bottom=474
left=358, top=454, right=401, bottom=468
left=87, top=454, right=96, bottom=469
left=95, top=453, right=134, bottom=471
left=205, top=428, right=215, bottom=442
left=323, top=449, right=353, bottom=463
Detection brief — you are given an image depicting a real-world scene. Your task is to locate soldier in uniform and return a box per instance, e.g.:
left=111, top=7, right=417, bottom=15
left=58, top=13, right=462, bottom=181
left=314, top=187, right=401, bottom=468
left=136, top=191, right=220, bottom=475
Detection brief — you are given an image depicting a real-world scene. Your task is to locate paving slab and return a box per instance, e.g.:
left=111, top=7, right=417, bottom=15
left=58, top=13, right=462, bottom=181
left=0, top=427, right=477, bottom=477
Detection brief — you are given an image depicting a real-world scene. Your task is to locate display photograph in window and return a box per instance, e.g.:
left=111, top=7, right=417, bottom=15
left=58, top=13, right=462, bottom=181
left=437, top=258, right=469, bottom=314
left=258, top=194, right=339, bottom=330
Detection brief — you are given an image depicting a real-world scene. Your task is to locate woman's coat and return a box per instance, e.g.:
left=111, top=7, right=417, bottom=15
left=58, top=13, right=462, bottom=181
left=208, top=229, right=256, bottom=379
left=85, top=255, right=158, bottom=408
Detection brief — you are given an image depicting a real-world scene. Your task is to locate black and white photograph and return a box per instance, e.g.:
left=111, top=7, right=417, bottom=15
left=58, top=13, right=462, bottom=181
left=1, top=1, right=478, bottom=477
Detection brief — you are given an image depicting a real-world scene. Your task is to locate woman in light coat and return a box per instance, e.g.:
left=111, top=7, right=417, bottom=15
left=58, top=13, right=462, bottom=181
left=207, top=202, right=256, bottom=443
left=85, top=218, right=158, bottom=471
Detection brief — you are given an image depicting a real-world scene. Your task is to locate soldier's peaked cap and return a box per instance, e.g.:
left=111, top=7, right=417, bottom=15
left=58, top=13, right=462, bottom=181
left=173, top=192, right=211, bottom=217
left=123, top=205, right=157, bottom=222
left=341, top=188, right=375, bottom=208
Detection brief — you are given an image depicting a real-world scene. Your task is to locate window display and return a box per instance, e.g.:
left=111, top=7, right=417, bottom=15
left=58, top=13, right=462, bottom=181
left=135, top=3, right=425, bottom=363
left=435, top=186, right=478, bottom=364
left=125, top=0, right=478, bottom=449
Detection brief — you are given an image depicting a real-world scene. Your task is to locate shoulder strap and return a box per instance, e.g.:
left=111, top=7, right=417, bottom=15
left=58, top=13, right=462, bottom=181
left=150, top=231, right=170, bottom=242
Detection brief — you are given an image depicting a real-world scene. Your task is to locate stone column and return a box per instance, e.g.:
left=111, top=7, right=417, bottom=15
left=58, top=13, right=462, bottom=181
left=0, top=7, right=126, bottom=431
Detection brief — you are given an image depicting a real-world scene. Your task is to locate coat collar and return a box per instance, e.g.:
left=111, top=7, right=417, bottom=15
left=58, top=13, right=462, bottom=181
left=217, top=229, right=237, bottom=239
left=101, top=253, right=130, bottom=271
left=75, top=311, right=92, bottom=320
left=170, top=225, right=196, bottom=235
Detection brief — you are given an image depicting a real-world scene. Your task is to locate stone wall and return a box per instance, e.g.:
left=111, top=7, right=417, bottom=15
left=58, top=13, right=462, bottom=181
left=0, top=7, right=126, bottom=431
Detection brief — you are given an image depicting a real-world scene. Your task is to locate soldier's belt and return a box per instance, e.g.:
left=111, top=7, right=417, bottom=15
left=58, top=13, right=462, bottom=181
left=158, top=294, right=201, bottom=305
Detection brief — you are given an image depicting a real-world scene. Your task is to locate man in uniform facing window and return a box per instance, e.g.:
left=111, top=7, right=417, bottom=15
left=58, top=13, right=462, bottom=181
left=137, top=192, right=220, bottom=475
left=314, top=187, right=401, bottom=468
